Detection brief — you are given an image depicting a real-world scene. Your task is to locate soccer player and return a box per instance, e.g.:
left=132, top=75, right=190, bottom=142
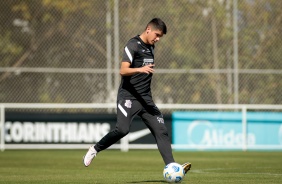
left=83, top=18, right=191, bottom=173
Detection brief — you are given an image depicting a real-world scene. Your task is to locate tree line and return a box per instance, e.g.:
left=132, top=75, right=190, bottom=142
left=0, top=0, right=281, bottom=105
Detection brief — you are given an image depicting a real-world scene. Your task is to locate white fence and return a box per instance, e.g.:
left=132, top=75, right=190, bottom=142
left=1, top=103, right=282, bottom=151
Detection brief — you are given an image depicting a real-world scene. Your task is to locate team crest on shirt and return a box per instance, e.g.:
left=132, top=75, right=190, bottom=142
left=142, top=49, right=151, bottom=53
left=124, top=100, right=132, bottom=108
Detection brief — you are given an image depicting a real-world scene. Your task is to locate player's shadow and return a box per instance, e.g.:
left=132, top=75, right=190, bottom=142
left=127, top=180, right=168, bottom=183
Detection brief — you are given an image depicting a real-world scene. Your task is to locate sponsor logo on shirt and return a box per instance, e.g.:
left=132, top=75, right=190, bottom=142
left=142, top=59, right=154, bottom=66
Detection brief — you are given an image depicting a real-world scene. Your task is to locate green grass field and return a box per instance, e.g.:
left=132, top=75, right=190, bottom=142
left=0, top=150, right=281, bottom=184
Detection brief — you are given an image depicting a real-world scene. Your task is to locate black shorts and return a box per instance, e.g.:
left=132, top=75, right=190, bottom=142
left=116, top=99, right=165, bottom=133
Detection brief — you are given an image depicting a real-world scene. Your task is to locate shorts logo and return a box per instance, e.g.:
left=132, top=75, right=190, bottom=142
left=157, top=117, right=164, bottom=124
left=124, top=100, right=132, bottom=108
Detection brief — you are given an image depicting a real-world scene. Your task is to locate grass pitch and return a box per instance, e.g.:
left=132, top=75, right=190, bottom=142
left=0, top=150, right=281, bottom=184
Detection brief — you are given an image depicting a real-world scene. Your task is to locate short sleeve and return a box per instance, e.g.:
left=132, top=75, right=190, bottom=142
left=122, top=40, right=137, bottom=63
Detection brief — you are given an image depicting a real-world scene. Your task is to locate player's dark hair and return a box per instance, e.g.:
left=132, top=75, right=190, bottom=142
left=147, top=18, right=167, bottom=34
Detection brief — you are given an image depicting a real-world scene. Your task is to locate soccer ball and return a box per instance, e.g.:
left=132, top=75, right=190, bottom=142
left=163, top=162, right=185, bottom=183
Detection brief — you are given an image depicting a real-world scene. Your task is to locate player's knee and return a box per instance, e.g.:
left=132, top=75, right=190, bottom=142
left=156, top=127, right=169, bottom=137
left=114, top=127, right=129, bottom=137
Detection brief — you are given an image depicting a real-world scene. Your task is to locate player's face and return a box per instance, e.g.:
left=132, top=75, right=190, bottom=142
left=147, top=27, right=163, bottom=45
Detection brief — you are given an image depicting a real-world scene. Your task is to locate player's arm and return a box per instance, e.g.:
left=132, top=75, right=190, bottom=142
left=120, top=62, right=155, bottom=76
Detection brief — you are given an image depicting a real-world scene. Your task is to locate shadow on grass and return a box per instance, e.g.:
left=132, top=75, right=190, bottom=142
left=127, top=180, right=167, bottom=183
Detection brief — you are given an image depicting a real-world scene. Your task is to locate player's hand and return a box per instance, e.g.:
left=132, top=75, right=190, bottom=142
left=140, top=64, right=155, bottom=74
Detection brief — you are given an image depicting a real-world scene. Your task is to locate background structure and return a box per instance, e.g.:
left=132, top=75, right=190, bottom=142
left=1, top=0, right=282, bottom=113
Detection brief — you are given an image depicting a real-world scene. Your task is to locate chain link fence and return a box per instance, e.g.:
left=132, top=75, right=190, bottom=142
left=1, top=0, right=282, bottom=109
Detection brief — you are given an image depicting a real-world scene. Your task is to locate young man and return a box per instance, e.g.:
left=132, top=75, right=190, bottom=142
left=83, top=18, right=191, bottom=173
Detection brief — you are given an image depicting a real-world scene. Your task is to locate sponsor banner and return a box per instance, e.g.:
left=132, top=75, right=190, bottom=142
left=172, top=111, right=282, bottom=150
left=5, top=112, right=172, bottom=144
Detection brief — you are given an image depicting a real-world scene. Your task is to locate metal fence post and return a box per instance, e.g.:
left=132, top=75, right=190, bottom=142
left=0, top=105, right=5, bottom=151
left=242, top=105, right=247, bottom=151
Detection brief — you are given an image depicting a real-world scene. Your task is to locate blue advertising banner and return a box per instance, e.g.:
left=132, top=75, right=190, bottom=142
left=172, top=111, right=282, bottom=150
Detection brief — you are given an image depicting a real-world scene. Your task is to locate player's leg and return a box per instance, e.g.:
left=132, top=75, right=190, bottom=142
left=94, top=100, right=142, bottom=152
left=83, top=99, right=142, bottom=167
left=140, top=105, right=191, bottom=174
left=139, top=107, right=175, bottom=165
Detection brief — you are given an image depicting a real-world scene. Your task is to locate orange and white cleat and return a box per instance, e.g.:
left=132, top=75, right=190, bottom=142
left=182, top=162, right=192, bottom=174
